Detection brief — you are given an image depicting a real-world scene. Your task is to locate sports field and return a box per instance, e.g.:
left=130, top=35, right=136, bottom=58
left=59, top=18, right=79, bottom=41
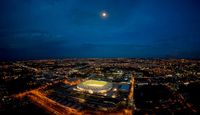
left=82, top=80, right=108, bottom=87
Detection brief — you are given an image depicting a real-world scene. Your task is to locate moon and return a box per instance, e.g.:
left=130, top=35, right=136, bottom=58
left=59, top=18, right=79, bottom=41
left=100, top=11, right=108, bottom=18
left=102, top=12, right=107, bottom=17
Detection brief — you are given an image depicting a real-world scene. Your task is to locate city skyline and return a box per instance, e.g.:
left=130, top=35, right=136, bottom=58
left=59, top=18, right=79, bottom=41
left=0, top=0, right=200, bottom=60
left=1, top=58, right=199, bottom=114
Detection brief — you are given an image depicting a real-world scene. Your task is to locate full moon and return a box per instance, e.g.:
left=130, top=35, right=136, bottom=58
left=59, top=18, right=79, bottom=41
left=102, top=12, right=107, bottom=17
left=100, top=11, right=108, bottom=18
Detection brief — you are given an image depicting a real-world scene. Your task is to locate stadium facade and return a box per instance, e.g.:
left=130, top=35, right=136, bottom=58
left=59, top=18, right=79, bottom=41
left=76, top=80, right=113, bottom=94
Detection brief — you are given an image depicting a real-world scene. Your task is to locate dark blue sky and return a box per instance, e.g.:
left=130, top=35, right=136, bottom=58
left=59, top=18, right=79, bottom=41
left=0, top=0, right=200, bottom=60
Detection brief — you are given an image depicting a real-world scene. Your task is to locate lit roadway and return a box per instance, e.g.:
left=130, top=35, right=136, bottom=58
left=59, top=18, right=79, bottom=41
left=13, top=79, right=82, bottom=115
left=128, top=75, right=134, bottom=101
left=28, top=90, right=82, bottom=115
left=13, top=63, right=39, bottom=73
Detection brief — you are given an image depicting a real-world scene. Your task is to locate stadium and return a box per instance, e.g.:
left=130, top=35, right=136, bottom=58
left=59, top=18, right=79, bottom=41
left=76, top=80, right=113, bottom=94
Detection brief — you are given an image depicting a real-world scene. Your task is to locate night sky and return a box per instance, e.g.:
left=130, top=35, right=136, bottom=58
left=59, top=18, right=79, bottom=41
left=0, top=0, right=200, bottom=60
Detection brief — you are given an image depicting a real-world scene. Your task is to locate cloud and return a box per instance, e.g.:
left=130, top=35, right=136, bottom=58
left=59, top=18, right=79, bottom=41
left=0, top=31, right=68, bottom=48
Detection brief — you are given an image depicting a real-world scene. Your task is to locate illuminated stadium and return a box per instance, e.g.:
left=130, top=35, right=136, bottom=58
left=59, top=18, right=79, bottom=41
left=76, top=80, right=113, bottom=94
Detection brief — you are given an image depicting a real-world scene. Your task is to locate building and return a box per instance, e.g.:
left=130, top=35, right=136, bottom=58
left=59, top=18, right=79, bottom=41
left=76, top=80, right=113, bottom=94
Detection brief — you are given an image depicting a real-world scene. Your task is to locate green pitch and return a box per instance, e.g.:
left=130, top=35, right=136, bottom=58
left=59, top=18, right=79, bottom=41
left=82, top=80, right=108, bottom=87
